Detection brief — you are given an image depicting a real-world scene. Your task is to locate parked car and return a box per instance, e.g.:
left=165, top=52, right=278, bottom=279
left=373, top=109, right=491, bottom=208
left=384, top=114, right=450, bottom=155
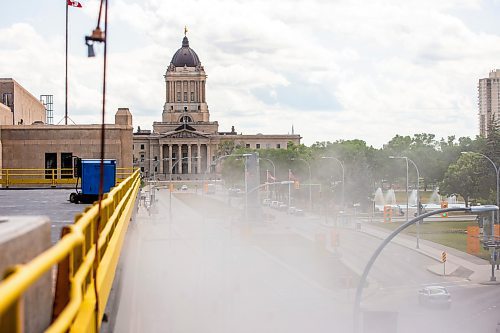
left=418, top=286, right=451, bottom=309
left=278, top=203, right=288, bottom=211
left=181, top=185, right=188, bottom=191
left=228, top=188, right=239, bottom=196
left=206, top=183, right=216, bottom=194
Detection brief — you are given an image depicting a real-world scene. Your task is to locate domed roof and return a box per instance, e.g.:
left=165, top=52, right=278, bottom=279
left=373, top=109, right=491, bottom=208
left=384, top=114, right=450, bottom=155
left=170, top=36, right=201, bottom=67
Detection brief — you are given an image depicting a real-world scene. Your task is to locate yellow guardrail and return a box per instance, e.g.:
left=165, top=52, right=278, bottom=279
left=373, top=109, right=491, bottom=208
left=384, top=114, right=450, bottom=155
left=0, top=168, right=135, bottom=188
left=0, top=169, right=141, bottom=332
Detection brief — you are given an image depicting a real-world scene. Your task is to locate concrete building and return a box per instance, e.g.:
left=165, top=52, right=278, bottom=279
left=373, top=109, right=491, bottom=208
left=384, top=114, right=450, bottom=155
left=478, top=69, right=500, bottom=136
left=134, top=34, right=300, bottom=179
left=0, top=78, right=46, bottom=126
left=0, top=106, right=133, bottom=177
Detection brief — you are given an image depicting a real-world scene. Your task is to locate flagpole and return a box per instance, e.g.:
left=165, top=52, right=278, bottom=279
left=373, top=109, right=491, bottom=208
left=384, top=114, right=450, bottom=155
left=288, top=169, right=291, bottom=210
left=65, top=0, right=68, bottom=125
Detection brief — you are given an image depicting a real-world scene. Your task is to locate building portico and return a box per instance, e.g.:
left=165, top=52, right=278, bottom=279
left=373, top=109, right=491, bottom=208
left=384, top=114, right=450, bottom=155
left=132, top=32, right=300, bottom=180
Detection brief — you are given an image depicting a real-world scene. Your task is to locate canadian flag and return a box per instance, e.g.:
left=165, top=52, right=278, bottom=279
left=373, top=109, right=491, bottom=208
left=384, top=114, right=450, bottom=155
left=267, top=170, right=276, bottom=182
left=67, top=0, right=82, bottom=8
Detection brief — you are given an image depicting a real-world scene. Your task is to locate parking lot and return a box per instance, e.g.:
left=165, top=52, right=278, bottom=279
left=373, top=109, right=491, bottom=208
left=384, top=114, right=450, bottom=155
left=0, top=189, right=90, bottom=243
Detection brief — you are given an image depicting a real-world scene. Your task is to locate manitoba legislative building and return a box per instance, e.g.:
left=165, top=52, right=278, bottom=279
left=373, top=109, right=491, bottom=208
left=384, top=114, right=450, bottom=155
left=133, top=34, right=300, bottom=180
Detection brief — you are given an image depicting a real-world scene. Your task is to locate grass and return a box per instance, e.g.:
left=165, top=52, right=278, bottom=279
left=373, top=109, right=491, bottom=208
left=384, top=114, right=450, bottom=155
left=376, top=220, right=490, bottom=260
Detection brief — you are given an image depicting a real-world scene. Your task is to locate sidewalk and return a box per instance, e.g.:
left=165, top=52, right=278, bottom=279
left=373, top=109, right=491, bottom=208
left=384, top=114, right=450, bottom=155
left=356, top=222, right=500, bottom=285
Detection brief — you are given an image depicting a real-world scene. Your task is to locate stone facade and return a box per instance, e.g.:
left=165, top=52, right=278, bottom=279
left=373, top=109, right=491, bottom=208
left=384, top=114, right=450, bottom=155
left=0, top=78, right=46, bottom=126
left=0, top=108, right=133, bottom=175
left=478, top=69, right=500, bottom=137
left=134, top=34, right=300, bottom=179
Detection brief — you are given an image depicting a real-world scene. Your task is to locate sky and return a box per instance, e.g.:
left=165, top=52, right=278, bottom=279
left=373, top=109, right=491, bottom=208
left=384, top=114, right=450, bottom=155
left=1, top=0, right=500, bottom=147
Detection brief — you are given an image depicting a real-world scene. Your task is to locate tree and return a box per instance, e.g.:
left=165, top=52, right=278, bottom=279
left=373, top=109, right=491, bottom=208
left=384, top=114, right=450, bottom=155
left=440, top=154, right=484, bottom=207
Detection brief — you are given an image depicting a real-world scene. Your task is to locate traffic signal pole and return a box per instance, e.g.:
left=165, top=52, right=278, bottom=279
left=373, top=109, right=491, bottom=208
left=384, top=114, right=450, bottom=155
left=353, top=205, right=499, bottom=333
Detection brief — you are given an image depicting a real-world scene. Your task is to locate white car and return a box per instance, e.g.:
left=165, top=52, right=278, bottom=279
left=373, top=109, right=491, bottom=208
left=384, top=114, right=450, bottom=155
left=278, top=203, right=288, bottom=211
left=418, top=286, right=451, bottom=309
left=270, top=201, right=280, bottom=209
left=262, top=198, right=271, bottom=206
left=181, top=185, right=188, bottom=191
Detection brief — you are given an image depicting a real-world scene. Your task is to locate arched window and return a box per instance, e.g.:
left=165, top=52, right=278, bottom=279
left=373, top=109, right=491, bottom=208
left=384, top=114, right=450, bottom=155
left=180, top=115, right=192, bottom=123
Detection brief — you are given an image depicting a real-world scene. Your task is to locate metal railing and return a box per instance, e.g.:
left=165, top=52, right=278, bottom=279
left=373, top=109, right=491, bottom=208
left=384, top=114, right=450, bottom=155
left=0, top=169, right=141, bottom=332
left=0, top=167, right=135, bottom=188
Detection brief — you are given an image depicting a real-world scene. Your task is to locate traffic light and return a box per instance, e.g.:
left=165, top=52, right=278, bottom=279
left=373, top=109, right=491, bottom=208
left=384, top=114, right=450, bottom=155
left=441, top=201, right=448, bottom=218
left=383, top=205, right=393, bottom=223
left=294, top=180, right=300, bottom=189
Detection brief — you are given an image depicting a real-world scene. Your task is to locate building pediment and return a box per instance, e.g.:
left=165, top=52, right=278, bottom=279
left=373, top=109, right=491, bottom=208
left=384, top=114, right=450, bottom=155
left=160, top=129, right=210, bottom=139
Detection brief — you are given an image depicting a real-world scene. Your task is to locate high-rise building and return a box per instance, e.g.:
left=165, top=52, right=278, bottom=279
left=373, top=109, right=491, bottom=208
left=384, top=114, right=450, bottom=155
left=478, top=69, right=500, bottom=136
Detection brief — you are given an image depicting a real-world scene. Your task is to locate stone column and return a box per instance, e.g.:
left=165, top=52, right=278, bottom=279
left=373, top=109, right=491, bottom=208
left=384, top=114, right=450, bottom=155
left=197, top=143, right=202, bottom=174
left=188, top=144, right=192, bottom=174
left=159, top=144, right=164, bottom=175
left=178, top=144, right=183, bottom=174
left=149, top=142, right=154, bottom=177
left=206, top=143, right=211, bottom=171
left=202, top=81, right=205, bottom=103
left=168, top=144, right=173, bottom=174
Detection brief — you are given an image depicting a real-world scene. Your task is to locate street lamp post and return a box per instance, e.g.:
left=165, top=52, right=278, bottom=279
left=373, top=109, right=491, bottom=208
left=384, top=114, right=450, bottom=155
left=246, top=180, right=294, bottom=194
left=462, top=151, right=500, bottom=223
left=169, top=156, right=199, bottom=220
left=203, top=153, right=252, bottom=192
left=259, top=157, right=276, bottom=200
left=259, top=157, right=276, bottom=179
left=353, top=205, right=499, bottom=333
left=390, top=156, right=421, bottom=249
left=141, top=158, right=168, bottom=207
left=291, top=158, right=312, bottom=211
left=321, top=156, right=345, bottom=209
left=389, top=156, right=409, bottom=223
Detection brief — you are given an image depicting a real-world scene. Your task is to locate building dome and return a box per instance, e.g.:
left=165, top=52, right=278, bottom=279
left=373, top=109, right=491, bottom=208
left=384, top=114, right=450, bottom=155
left=170, top=36, right=201, bottom=67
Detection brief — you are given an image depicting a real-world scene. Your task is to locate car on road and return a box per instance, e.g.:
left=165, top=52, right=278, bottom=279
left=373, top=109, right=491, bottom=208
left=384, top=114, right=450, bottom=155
left=206, top=184, right=216, bottom=194
left=294, top=208, right=304, bottom=216
left=418, top=286, right=451, bottom=309
left=181, top=185, right=188, bottom=191
left=228, top=188, right=239, bottom=196
left=287, top=206, right=305, bottom=216
left=262, top=198, right=271, bottom=206
left=270, top=201, right=280, bottom=209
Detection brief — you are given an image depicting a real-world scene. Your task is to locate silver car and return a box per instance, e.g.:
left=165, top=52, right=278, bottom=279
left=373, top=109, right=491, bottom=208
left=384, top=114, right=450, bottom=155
left=418, top=286, right=451, bottom=309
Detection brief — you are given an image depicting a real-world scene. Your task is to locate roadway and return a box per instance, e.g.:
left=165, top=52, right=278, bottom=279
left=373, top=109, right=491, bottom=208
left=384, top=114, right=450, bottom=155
left=0, top=188, right=89, bottom=243
left=113, top=189, right=500, bottom=333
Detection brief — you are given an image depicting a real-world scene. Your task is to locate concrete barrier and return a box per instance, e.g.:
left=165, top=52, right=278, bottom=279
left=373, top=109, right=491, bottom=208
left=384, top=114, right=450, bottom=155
left=0, top=216, right=52, bottom=333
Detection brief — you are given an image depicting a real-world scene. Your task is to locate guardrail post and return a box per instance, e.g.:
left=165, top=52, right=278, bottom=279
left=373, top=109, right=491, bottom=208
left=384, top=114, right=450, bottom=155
left=52, top=226, right=72, bottom=322
left=0, top=266, right=23, bottom=333
left=51, top=169, right=56, bottom=188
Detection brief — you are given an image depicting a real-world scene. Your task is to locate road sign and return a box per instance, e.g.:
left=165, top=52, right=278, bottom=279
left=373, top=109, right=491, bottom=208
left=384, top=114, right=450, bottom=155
left=441, top=251, right=447, bottom=263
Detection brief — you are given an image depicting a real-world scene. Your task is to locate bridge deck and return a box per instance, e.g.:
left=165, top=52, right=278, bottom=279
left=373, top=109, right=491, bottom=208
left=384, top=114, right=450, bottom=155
left=113, top=189, right=355, bottom=332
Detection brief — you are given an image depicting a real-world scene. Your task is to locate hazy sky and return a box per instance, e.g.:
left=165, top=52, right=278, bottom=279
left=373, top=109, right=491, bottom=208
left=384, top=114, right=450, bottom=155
left=1, top=0, right=500, bottom=147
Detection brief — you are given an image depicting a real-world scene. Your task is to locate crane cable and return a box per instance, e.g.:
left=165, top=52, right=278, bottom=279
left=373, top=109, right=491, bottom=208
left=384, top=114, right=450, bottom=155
left=93, top=0, right=107, bottom=331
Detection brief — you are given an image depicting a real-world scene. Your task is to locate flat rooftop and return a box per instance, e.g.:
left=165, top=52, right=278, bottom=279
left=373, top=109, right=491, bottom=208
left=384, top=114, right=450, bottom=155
left=0, top=189, right=90, bottom=243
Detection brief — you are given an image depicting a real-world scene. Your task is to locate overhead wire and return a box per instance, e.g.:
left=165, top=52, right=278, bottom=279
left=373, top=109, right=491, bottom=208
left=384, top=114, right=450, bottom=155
left=91, top=0, right=107, bottom=331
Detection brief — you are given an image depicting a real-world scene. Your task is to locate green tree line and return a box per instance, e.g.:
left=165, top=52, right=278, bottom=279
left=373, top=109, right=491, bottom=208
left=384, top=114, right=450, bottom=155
left=218, top=121, right=499, bottom=211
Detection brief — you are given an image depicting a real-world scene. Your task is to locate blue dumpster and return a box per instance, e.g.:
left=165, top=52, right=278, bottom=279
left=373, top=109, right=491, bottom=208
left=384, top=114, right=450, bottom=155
left=69, top=159, right=116, bottom=204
